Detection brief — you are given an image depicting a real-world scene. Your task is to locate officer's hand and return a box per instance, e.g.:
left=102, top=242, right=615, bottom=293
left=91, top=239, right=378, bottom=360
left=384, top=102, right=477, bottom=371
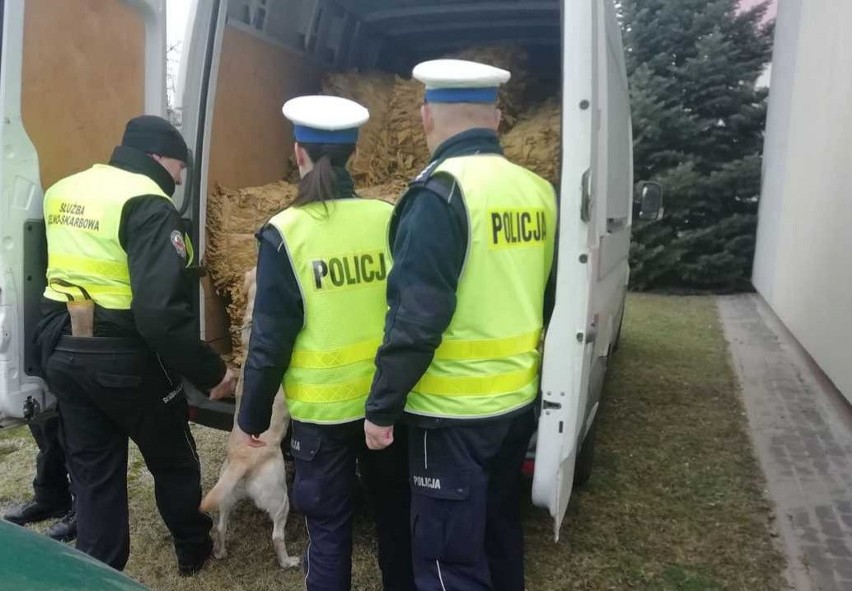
left=365, top=420, right=394, bottom=450
left=210, top=367, right=237, bottom=400
left=235, top=424, right=266, bottom=448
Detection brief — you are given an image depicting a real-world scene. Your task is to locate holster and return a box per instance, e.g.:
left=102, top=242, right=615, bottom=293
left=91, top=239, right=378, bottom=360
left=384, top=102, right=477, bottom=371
left=67, top=300, right=95, bottom=337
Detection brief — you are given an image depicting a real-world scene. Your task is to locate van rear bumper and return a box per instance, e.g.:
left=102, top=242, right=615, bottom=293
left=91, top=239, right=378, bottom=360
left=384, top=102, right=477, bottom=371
left=184, top=380, right=235, bottom=431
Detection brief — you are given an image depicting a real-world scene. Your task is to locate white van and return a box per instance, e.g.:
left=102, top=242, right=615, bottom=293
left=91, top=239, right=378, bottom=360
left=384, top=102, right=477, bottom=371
left=0, top=0, right=660, bottom=539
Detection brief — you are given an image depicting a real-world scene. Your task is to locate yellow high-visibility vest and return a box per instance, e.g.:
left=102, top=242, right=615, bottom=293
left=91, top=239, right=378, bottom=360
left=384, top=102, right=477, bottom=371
left=404, top=154, right=557, bottom=419
left=43, top=164, right=190, bottom=309
left=267, top=198, right=393, bottom=424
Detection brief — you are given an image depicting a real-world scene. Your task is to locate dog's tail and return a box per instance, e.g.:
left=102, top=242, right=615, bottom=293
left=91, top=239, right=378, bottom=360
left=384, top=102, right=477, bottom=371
left=200, top=460, right=248, bottom=513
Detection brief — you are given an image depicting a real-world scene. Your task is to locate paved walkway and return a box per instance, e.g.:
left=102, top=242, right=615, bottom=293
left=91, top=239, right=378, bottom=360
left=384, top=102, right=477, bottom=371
left=719, top=295, right=852, bottom=591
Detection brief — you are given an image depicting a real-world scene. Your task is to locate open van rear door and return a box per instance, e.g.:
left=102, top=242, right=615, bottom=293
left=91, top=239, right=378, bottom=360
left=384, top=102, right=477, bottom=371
left=0, top=0, right=167, bottom=423
left=532, top=0, right=627, bottom=539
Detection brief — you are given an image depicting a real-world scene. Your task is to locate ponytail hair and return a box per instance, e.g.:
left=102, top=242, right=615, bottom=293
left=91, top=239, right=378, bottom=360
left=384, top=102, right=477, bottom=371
left=293, top=142, right=356, bottom=208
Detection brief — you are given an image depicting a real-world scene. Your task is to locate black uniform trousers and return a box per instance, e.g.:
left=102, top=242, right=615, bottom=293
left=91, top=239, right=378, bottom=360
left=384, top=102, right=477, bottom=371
left=44, top=336, right=212, bottom=571
left=28, top=415, right=72, bottom=508
left=290, top=419, right=414, bottom=591
left=407, top=408, right=536, bottom=591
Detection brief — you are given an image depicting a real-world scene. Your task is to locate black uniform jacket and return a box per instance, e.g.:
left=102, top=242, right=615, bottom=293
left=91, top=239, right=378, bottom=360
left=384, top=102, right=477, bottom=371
left=34, top=146, right=225, bottom=391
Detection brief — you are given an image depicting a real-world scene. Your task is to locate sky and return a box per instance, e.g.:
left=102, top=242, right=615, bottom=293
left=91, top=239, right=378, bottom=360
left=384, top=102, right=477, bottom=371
left=165, top=1, right=192, bottom=102
left=167, top=0, right=192, bottom=51
left=737, top=0, right=778, bottom=87
left=739, top=0, right=778, bottom=21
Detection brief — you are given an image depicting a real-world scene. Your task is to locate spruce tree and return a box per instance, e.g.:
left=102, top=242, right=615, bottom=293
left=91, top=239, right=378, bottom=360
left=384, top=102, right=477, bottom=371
left=621, top=0, right=774, bottom=291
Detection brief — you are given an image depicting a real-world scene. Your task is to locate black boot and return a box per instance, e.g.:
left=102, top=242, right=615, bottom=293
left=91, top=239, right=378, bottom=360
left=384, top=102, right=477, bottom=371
left=3, top=499, right=70, bottom=526
left=47, top=508, right=77, bottom=542
left=178, top=536, right=214, bottom=577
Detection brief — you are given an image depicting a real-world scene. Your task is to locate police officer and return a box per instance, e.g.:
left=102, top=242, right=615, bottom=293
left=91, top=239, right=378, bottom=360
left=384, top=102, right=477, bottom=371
left=37, top=115, right=237, bottom=574
left=364, top=59, right=558, bottom=591
left=236, top=96, right=414, bottom=591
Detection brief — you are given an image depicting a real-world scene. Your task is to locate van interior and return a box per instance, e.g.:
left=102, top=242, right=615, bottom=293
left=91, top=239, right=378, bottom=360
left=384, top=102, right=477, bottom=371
left=198, top=0, right=564, bottom=356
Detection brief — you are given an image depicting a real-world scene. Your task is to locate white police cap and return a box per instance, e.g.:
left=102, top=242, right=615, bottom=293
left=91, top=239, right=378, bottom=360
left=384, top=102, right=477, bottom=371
left=282, top=95, right=370, bottom=144
left=413, top=59, right=511, bottom=104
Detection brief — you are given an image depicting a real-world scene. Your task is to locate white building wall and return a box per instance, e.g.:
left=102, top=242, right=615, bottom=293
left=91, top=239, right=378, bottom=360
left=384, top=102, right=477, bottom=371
left=753, top=0, right=852, bottom=401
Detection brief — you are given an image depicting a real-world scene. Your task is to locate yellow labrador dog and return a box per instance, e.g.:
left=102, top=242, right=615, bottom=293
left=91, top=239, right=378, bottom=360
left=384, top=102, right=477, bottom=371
left=200, top=268, right=300, bottom=568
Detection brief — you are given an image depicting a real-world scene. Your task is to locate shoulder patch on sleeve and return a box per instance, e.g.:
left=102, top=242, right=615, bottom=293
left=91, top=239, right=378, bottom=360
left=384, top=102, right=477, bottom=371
left=170, top=230, right=187, bottom=261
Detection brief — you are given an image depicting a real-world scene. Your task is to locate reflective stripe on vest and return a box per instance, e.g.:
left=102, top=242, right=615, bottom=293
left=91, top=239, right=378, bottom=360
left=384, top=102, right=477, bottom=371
left=43, top=164, right=175, bottom=309
left=404, top=154, right=557, bottom=419
left=267, top=198, right=393, bottom=424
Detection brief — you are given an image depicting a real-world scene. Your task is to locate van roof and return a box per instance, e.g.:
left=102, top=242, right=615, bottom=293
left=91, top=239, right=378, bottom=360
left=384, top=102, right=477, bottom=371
left=338, top=0, right=561, bottom=59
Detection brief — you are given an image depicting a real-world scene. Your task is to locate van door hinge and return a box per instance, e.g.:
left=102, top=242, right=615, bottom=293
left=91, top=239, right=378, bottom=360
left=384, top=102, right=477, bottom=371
left=580, top=168, right=592, bottom=222
left=585, top=314, right=599, bottom=344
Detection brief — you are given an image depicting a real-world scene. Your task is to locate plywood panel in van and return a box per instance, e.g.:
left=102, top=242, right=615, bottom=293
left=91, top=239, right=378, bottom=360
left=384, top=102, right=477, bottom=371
left=208, top=25, right=323, bottom=192
left=204, top=24, right=322, bottom=348
left=22, top=0, right=145, bottom=189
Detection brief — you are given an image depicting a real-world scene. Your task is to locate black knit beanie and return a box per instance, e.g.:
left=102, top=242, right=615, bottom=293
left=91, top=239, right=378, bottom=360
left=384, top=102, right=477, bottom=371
left=121, top=115, right=188, bottom=162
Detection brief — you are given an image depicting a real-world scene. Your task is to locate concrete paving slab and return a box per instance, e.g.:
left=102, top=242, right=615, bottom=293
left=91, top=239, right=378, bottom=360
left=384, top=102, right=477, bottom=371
left=719, top=295, right=852, bottom=591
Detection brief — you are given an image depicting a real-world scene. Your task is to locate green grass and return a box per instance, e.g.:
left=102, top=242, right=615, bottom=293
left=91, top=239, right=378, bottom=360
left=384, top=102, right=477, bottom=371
left=0, top=295, right=786, bottom=590
left=525, top=295, right=786, bottom=590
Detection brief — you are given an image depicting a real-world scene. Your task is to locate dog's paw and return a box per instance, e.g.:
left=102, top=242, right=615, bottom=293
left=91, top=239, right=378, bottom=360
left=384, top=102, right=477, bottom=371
left=279, top=556, right=300, bottom=569
left=212, top=530, right=227, bottom=559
